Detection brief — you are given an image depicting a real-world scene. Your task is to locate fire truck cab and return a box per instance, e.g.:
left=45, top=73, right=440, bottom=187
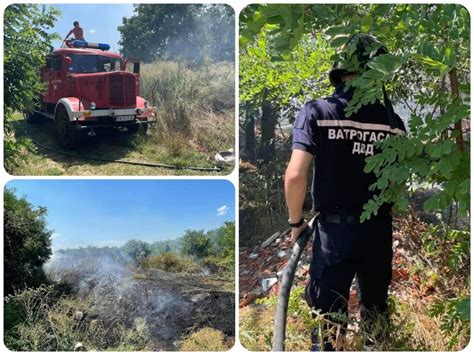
left=28, top=40, right=155, bottom=149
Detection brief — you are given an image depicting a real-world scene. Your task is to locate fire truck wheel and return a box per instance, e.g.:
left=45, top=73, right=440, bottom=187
left=55, top=106, right=81, bottom=149
left=128, top=123, right=148, bottom=135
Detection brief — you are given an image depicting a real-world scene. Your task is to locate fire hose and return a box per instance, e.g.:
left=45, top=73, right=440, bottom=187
left=23, top=117, right=222, bottom=172
left=272, top=214, right=319, bottom=351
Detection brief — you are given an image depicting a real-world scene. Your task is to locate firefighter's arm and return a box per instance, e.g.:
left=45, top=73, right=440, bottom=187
left=285, top=149, right=313, bottom=243
left=65, top=29, right=73, bottom=39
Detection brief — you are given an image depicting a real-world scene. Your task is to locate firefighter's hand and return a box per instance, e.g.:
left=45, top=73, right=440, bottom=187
left=291, top=221, right=308, bottom=244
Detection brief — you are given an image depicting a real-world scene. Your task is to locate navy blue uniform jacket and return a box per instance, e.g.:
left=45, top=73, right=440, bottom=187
left=292, top=84, right=406, bottom=215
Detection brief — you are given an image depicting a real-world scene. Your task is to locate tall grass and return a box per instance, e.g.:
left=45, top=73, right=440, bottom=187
left=4, top=286, right=151, bottom=351
left=140, top=60, right=234, bottom=153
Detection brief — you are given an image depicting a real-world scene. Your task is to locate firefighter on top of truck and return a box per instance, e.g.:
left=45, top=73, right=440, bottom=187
left=65, top=21, right=85, bottom=41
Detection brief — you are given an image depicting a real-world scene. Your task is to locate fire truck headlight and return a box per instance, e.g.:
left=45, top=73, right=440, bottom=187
left=90, top=102, right=96, bottom=110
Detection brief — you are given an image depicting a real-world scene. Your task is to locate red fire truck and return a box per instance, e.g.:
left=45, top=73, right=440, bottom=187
left=27, top=39, right=155, bottom=149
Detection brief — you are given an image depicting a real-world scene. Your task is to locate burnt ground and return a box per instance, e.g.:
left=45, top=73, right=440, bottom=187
left=47, top=258, right=234, bottom=351
left=86, top=270, right=234, bottom=351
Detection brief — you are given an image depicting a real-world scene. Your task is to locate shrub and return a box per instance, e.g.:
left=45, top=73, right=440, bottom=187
left=139, top=253, right=199, bottom=274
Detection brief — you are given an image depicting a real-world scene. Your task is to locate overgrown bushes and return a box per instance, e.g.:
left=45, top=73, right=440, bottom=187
left=140, top=60, right=234, bottom=153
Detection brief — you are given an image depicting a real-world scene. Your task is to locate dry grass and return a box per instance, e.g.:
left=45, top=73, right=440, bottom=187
left=139, top=253, right=200, bottom=274
left=4, top=286, right=151, bottom=351
left=179, top=327, right=232, bottom=351
left=239, top=290, right=469, bottom=351
left=142, top=60, right=235, bottom=159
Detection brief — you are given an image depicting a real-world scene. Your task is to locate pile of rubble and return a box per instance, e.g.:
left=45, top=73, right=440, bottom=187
left=239, top=228, right=312, bottom=308
left=239, top=222, right=414, bottom=311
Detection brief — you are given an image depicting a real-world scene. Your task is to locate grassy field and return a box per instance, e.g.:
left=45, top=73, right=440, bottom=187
left=5, top=61, right=234, bottom=176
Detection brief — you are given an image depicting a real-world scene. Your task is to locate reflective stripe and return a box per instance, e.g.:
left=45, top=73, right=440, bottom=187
left=318, top=119, right=405, bottom=135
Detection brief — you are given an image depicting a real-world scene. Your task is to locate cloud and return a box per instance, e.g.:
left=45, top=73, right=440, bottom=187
left=89, top=29, right=96, bottom=34
left=51, top=233, right=61, bottom=239
left=216, top=205, right=229, bottom=217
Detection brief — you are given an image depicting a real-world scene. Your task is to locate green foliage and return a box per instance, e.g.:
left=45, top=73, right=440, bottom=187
left=3, top=4, right=60, bottom=169
left=208, top=221, right=235, bottom=271
left=241, top=4, right=470, bottom=222
left=429, top=297, right=470, bottom=350
left=119, top=4, right=234, bottom=63
left=3, top=188, right=53, bottom=295
left=419, top=224, right=469, bottom=273
left=181, top=229, right=212, bottom=259
left=4, top=286, right=150, bottom=351
left=239, top=29, right=332, bottom=243
left=122, top=239, right=151, bottom=263
left=149, top=238, right=182, bottom=255
left=240, top=30, right=332, bottom=112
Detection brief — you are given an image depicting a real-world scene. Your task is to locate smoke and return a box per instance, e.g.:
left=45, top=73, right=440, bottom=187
left=158, top=5, right=234, bottom=64
left=44, top=248, right=192, bottom=343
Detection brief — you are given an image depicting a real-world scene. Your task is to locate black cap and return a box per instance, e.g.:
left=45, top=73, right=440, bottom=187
left=329, top=34, right=388, bottom=86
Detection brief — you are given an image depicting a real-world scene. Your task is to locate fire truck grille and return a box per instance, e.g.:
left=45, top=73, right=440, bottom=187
left=109, top=74, right=136, bottom=107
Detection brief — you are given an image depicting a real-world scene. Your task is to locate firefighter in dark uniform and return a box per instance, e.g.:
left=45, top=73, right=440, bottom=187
left=284, top=35, right=406, bottom=351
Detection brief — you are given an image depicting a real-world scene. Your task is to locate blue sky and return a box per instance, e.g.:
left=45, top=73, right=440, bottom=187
left=6, top=180, right=235, bottom=251
left=47, top=4, right=135, bottom=52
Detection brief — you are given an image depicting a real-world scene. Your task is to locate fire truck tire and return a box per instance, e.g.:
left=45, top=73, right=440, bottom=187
left=55, top=106, right=81, bottom=149
left=128, top=123, right=148, bottom=135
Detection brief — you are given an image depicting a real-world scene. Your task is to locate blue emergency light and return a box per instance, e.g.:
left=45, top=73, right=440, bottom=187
left=71, top=40, right=110, bottom=51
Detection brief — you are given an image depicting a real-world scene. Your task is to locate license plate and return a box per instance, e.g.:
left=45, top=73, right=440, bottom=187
left=116, top=115, right=135, bottom=122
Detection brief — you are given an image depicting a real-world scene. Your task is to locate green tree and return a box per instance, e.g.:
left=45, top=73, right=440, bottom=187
left=3, top=188, right=53, bottom=295
left=240, top=4, right=470, bottom=221
left=240, top=30, right=333, bottom=162
left=208, top=221, right=235, bottom=271
left=212, top=221, right=235, bottom=259
left=122, top=239, right=151, bottom=263
left=3, top=4, right=60, bottom=170
left=180, top=229, right=211, bottom=259
left=118, top=4, right=234, bottom=63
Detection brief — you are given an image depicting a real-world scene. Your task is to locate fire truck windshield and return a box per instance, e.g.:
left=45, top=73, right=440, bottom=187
left=67, top=54, right=121, bottom=73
